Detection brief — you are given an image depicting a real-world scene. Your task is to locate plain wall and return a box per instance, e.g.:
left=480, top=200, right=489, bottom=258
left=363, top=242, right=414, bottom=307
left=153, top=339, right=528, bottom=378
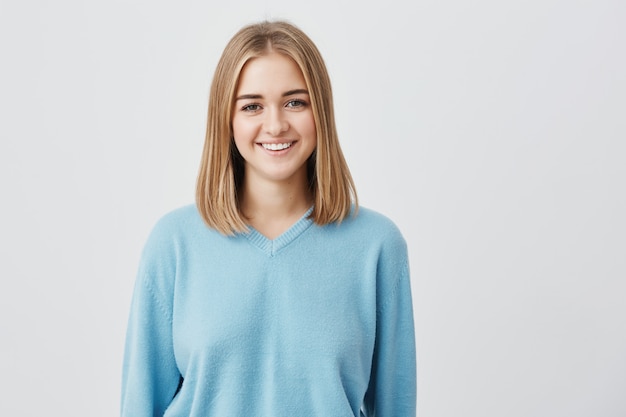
left=0, top=0, right=624, bottom=415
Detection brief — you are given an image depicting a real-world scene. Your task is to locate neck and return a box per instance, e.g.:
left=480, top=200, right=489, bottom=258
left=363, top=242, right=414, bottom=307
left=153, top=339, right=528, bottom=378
left=240, top=173, right=312, bottom=239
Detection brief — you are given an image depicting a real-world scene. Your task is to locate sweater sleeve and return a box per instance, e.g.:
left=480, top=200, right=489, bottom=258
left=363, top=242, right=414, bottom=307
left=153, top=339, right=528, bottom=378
left=121, top=221, right=181, bottom=417
left=363, top=252, right=417, bottom=416
left=121, top=274, right=181, bottom=416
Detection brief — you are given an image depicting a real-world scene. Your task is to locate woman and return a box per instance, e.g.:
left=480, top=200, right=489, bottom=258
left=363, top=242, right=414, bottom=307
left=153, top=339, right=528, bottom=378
left=122, top=20, right=416, bottom=416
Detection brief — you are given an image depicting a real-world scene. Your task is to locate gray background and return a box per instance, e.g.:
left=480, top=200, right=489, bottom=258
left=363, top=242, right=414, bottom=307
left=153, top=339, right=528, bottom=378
left=1, top=0, right=624, bottom=415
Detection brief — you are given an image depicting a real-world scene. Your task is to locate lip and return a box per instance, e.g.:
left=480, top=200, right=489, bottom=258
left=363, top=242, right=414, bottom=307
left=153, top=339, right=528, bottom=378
left=257, top=140, right=297, bottom=155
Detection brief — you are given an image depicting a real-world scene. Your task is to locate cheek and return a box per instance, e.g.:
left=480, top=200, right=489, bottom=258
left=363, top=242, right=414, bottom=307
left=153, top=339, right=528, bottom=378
left=232, top=117, right=255, bottom=145
left=301, top=114, right=317, bottom=141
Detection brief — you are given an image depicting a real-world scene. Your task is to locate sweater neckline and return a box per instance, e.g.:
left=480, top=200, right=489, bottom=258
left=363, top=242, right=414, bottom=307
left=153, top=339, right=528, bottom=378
left=243, top=206, right=314, bottom=257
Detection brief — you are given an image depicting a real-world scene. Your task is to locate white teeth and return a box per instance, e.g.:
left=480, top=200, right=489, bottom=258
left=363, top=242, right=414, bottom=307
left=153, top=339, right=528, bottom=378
left=262, top=142, right=292, bottom=151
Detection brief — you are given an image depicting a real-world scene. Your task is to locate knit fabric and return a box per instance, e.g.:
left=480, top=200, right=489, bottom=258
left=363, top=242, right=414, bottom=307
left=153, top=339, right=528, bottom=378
left=121, top=204, right=416, bottom=416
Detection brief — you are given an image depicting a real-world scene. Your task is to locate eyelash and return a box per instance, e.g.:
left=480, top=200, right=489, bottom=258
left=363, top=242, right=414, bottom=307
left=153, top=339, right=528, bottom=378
left=286, top=99, right=307, bottom=108
left=240, top=99, right=308, bottom=112
left=241, top=104, right=262, bottom=112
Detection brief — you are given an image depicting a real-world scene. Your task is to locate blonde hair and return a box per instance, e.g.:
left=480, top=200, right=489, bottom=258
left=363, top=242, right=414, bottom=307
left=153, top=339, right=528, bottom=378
left=196, top=20, right=358, bottom=235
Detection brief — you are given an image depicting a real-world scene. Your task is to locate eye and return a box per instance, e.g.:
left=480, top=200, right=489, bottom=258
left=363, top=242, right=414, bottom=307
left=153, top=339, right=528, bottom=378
left=286, top=99, right=307, bottom=109
left=241, top=103, right=262, bottom=112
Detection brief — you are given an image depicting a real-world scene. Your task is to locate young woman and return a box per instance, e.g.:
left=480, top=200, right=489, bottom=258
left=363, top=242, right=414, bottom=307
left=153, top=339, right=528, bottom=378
left=121, top=20, right=416, bottom=416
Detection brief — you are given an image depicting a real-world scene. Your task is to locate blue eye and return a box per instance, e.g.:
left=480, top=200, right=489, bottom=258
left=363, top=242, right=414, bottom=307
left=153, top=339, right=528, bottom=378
left=286, top=99, right=307, bottom=108
left=242, top=104, right=261, bottom=112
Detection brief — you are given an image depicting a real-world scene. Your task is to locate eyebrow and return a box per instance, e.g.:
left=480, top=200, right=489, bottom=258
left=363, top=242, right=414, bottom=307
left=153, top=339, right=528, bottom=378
left=235, top=89, right=309, bottom=101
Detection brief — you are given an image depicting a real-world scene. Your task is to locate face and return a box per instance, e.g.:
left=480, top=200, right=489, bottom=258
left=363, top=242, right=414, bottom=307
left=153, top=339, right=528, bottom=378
left=232, top=52, right=317, bottom=187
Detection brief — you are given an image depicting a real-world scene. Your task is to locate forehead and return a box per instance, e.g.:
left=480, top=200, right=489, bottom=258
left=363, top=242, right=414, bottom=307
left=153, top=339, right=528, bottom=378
left=236, top=52, right=307, bottom=93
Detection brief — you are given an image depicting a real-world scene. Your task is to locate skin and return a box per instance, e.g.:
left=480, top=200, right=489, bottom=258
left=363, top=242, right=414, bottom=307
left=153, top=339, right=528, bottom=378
left=232, top=51, right=317, bottom=239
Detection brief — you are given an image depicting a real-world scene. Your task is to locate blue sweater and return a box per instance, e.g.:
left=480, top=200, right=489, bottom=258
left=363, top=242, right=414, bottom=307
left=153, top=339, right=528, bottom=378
left=121, top=205, right=416, bottom=416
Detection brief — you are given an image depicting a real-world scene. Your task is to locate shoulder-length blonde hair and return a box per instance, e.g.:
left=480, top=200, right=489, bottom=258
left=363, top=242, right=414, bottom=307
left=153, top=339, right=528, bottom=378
left=196, top=20, right=357, bottom=235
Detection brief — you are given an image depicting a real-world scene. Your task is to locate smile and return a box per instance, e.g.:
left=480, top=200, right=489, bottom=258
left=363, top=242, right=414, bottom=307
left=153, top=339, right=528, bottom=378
left=261, top=142, right=293, bottom=151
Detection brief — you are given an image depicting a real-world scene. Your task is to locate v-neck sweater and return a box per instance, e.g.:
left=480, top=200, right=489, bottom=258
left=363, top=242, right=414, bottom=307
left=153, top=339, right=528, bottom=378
left=121, top=204, right=416, bottom=416
left=243, top=206, right=316, bottom=256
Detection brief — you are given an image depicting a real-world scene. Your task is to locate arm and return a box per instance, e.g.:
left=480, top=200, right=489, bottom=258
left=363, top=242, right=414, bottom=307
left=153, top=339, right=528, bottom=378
left=364, top=259, right=417, bottom=416
left=121, top=274, right=181, bottom=416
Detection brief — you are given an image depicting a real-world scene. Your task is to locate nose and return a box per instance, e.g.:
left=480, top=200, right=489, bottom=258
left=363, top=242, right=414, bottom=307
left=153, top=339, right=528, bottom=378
left=263, top=108, right=289, bottom=136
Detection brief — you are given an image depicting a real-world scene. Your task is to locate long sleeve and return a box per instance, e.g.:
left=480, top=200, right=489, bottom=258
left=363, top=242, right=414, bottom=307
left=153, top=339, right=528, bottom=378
left=121, top=217, right=182, bottom=417
left=363, top=255, right=417, bottom=416
left=121, top=274, right=181, bottom=416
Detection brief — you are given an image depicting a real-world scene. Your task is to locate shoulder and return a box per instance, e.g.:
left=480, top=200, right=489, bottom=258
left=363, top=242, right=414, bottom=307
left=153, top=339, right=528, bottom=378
left=140, top=204, right=214, bottom=262
left=341, top=206, right=407, bottom=249
left=137, top=204, right=225, bottom=283
left=314, top=206, right=407, bottom=259
left=350, top=206, right=403, bottom=234
left=145, top=203, right=217, bottom=244
left=149, top=204, right=204, bottom=235
left=342, top=207, right=411, bottom=307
